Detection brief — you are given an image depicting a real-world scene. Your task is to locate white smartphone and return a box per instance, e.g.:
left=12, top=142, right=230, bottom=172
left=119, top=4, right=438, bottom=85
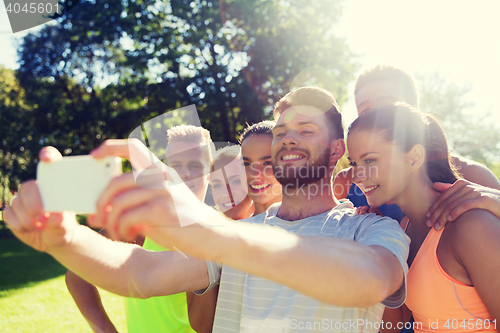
left=37, top=155, right=122, bottom=214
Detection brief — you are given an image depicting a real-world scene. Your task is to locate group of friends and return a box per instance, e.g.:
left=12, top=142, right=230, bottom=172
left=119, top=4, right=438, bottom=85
left=5, top=65, right=500, bottom=333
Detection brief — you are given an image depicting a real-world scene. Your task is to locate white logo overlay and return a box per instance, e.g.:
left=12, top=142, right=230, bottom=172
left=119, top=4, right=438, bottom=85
left=128, top=105, right=247, bottom=226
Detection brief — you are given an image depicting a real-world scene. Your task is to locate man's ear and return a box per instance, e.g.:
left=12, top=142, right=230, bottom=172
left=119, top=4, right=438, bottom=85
left=408, top=144, right=425, bottom=169
left=330, top=139, right=346, bottom=165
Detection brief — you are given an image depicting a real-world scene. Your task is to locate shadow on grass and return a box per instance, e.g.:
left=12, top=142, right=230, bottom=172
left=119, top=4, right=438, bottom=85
left=0, top=237, right=67, bottom=294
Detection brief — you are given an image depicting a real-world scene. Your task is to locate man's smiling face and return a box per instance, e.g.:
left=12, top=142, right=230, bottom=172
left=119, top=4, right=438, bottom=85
left=271, top=105, right=333, bottom=188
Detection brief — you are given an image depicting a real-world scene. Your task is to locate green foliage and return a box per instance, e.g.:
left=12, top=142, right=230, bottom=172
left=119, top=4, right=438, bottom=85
left=0, top=66, right=34, bottom=205
left=417, top=71, right=500, bottom=167
left=4, top=0, right=358, bottom=193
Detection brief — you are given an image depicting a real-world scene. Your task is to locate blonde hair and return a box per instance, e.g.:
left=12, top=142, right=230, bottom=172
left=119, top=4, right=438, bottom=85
left=167, top=125, right=215, bottom=162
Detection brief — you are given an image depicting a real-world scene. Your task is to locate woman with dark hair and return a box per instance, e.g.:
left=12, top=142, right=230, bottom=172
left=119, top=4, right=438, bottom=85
left=239, top=120, right=282, bottom=215
left=189, top=121, right=283, bottom=332
left=347, top=103, right=500, bottom=332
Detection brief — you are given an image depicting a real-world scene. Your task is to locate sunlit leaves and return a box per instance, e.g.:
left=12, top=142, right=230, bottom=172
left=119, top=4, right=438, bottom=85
left=417, top=71, right=500, bottom=166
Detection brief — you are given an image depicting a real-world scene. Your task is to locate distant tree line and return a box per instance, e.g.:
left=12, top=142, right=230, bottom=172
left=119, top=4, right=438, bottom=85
left=0, top=0, right=356, bottom=205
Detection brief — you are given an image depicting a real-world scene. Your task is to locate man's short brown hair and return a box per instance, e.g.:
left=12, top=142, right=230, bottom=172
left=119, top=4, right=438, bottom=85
left=272, top=86, right=343, bottom=140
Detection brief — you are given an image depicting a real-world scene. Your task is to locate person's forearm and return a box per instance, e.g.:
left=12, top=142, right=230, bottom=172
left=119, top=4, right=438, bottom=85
left=65, top=270, right=118, bottom=333
left=452, top=155, right=500, bottom=190
left=217, top=228, right=399, bottom=307
left=49, top=225, right=204, bottom=298
left=150, top=217, right=402, bottom=307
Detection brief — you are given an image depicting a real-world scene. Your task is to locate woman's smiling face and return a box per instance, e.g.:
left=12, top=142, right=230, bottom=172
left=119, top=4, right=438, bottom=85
left=347, top=129, right=412, bottom=208
left=241, top=134, right=282, bottom=209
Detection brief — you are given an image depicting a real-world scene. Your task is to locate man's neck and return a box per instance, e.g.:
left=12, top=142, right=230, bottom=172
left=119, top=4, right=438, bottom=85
left=276, top=177, right=338, bottom=221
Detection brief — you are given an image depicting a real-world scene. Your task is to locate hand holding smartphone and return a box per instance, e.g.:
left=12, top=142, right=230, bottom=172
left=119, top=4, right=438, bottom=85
left=37, top=155, right=122, bottom=214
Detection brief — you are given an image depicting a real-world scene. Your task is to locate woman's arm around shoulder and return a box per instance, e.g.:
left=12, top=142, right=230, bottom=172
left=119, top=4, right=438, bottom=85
left=186, top=286, right=219, bottom=333
left=382, top=304, right=413, bottom=333
left=452, top=155, right=500, bottom=190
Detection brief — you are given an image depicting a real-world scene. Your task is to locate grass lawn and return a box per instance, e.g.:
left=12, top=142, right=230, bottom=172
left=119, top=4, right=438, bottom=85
left=0, top=237, right=127, bottom=332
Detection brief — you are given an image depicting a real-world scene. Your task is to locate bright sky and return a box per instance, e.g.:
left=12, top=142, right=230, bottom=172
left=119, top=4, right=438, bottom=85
left=1, top=0, right=499, bottom=129
left=334, top=0, right=500, bottom=129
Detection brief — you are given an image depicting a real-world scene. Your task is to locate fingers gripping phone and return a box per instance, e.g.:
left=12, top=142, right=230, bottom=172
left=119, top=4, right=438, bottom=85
left=37, top=155, right=122, bottom=214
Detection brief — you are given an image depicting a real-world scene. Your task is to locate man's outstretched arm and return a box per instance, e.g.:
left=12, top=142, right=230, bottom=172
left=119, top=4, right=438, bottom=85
left=94, top=168, right=408, bottom=308
left=210, top=224, right=405, bottom=307
left=109, top=208, right=405, bottom=307
left=3, top=180, right=210, bottom=299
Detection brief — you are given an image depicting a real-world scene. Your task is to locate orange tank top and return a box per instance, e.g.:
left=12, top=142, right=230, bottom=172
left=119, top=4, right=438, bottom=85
left=406, top=227, right=496, bottom=333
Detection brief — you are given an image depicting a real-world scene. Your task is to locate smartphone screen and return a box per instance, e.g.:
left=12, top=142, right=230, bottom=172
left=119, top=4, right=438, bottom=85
left=37, top=155, right=122, bottom=214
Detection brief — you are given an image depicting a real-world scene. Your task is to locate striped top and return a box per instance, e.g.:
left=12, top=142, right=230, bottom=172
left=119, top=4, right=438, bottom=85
left=202, top=201, right=410, bottom=332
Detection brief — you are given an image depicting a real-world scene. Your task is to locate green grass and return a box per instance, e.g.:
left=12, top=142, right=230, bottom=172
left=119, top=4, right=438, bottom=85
left=0, top=238, right=127, bottom=332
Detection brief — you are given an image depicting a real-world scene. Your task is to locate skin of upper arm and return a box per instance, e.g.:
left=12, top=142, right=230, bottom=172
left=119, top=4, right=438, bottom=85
left=453, top=156, right=500, bottom=189
left=187, top=287, right=219, bottom=333
left=369, top=245, right=405, bottom=300
left=333, top=168, right=353, bottom=200
left=451, top=210, right=500, bottom=322
left=382, top=304, right=412, bottom=333
left=134, top=251, right=210, bottom=298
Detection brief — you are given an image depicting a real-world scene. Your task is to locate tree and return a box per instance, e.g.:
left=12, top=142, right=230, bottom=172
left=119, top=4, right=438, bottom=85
left=0, top=66, right=33, bottom=208
left=16, top=0, right=357, bottom=145
left=417, top=71, right=500, bottom=167
left=6, top=0, right=358, bottom=200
